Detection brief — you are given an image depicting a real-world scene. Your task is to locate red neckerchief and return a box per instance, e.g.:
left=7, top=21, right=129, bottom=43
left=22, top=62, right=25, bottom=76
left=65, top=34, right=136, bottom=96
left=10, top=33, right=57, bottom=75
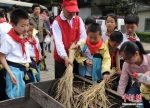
left=28, top=38, right=39, bottom=63
left=86, top=38, right=103, bottom=54
left=0, top=19, right=6, bottom=23
left=7, top=29, right=28, bottom=59
left=110, top=52, right=115, bottom=68
left=128, top=37, right=136, bottom=42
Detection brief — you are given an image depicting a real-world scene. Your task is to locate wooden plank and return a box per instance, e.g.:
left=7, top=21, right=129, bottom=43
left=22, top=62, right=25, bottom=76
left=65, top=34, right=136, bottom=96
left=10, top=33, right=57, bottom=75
left=29, top=83, right=66, bottom=108
left=0, top=97, right=42, bottom=108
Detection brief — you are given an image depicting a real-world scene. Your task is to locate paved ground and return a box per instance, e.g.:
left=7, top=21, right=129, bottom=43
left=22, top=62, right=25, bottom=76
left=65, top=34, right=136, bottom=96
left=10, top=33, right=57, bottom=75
left=40, top=41, right=150, bottom=81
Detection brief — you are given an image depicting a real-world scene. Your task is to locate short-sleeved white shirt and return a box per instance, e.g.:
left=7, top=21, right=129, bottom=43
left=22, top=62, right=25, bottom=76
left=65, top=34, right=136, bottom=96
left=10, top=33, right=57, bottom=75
left=101, top=32, right=109, bottom=42
left=0, top=33, right=31, bottom=63
left=29, top=38, right=41, bottom=57
left=0, top=22, right=12, bottom=46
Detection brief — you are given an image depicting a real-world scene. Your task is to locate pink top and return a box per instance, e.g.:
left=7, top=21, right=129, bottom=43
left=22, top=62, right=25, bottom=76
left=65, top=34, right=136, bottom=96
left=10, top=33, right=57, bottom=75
left=117, top=54, right=150, bottom=95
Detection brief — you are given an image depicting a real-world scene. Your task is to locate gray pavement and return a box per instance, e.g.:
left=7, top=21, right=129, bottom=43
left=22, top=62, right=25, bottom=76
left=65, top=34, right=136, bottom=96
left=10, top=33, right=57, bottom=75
left=40, top=41, right=150, bottom=81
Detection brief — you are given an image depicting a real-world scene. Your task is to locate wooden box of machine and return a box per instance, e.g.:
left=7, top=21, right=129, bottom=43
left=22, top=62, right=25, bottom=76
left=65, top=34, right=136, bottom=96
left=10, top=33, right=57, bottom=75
left=0, top=75, right=137, bottom=108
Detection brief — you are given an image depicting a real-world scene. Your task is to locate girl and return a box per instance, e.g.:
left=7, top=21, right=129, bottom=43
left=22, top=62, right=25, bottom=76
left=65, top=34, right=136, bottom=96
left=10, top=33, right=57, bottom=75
left=27, top=21, right=42, bottom=82
left=101, top=13, right=118, bottom=42
left=117, top=41, right=150, bottom=108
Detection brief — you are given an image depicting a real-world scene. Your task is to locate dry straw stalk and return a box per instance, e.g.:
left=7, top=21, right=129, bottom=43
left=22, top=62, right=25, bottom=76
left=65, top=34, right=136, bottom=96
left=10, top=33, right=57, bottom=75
left=54, top=43, right=76, bottom=108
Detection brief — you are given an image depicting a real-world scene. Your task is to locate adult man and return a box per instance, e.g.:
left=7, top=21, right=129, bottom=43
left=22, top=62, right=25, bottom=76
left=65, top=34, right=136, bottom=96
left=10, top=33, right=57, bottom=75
left=52, top=0, right=87, bottom=79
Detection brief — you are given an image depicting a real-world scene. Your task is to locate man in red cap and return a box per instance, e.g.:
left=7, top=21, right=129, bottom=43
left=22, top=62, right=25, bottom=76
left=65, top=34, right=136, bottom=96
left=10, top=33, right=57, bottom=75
left=52, top=0, right=87, bottom=78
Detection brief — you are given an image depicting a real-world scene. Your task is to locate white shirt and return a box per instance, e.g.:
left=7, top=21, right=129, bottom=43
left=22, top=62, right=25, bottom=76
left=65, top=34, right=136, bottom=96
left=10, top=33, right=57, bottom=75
left=85, top=47, right=93, bottom=77
left=29, top=38, right=42, bottom=57
left=0, top=22, right=12, bottom=46
left=52, top=11, right=87, bottom=59
left=101, top=32, right=109, bottom=42
left=0, top=34, right=31, bottom=63
left=123, top=33, right=140, bottom=41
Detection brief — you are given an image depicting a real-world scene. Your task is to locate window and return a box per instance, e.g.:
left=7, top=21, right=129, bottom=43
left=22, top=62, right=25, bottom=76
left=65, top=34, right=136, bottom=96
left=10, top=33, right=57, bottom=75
left=145, top=18, right=150, bottom=32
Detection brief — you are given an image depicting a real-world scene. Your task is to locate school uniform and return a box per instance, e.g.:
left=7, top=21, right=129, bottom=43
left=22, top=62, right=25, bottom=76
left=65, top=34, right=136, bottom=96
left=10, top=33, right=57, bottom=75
left=101, top=32, right=110, bottom=42
left=0, top=20, right=12, bottom=47
left=28, top=37, right=42, bottom=82
left=117, top=54, right=150, bottom=108
left=0, top=29, right=37, bottom=99
left=75, top=39, right=111, bottom=82
left=0, top=20, right=12, bottom=100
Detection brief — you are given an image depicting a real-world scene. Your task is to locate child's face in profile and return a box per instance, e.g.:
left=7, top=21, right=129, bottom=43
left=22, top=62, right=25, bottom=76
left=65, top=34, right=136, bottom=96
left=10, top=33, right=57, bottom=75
left=105, top=16, right=117, bottom=32
left=108, top=39, right=120, bottom=50
left=125, top=24, right=138, bottom=36
left=12, top=19, right=29, bottom=35
left=27, top=25, right=34, bottom=37
left=88, top=31, right=101, bottom=44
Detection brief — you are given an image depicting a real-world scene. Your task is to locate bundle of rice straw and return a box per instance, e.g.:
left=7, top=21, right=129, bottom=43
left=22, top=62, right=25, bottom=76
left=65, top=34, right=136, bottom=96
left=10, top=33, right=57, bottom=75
left=74, top=68, right=117, bottom=108
left=54, top=43, right=76, bottom=108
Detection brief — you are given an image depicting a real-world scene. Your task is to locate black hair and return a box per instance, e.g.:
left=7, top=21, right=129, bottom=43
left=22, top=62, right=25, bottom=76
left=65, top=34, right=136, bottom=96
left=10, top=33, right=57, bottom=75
left=84, top=17, right=96, bottom=25
left=11, top=9, right=29, bottom=25
left=110, top=31, right=123, bottom=43
left=0, top=8, right=4, bottom=18
left=120, top=41, right=147, bottom=56
left=29, top=20, right=33, bottom=26
left=87, top=23, right=101, bottom=33
left=12, top=4, right=18, bottom=9
left=124, top=13, right=139, bottom=25
left=106, top=13, right=117, bottom=23
left=32, top=3, right=40, bottom=11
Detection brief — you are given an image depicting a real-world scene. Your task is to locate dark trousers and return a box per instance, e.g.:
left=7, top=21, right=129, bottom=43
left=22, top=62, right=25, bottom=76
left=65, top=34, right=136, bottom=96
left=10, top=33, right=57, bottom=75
left=55, top=60, right=79, bottom=79
left=0, top=70, right=6, bottom=101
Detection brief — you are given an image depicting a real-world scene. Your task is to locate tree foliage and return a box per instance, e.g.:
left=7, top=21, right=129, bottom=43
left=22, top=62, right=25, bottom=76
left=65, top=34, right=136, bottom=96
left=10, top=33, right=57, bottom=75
left=103, top=0, right=150, bottom=14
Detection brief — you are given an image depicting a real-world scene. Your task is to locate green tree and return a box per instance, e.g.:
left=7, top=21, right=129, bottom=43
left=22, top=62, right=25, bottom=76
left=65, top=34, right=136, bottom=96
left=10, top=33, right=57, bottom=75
left=103, top=0, right=150, bottom=14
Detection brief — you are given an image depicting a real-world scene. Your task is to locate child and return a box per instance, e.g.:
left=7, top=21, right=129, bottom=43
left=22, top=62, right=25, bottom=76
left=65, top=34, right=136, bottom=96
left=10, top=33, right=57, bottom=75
left=27, top=21, right=42, bottom=82
left=117, top=41, right=150, bottom=108
left=0, top=9, right=35, bottom=99
left=123, top=13, right=140, bottom=42
left=105, top=31, right=123, bottom=75
left=101, top=13, right=118, bottom=42
left=84, top=17, right=96, bottom=31
left=75, top=23, right=111, bottom=82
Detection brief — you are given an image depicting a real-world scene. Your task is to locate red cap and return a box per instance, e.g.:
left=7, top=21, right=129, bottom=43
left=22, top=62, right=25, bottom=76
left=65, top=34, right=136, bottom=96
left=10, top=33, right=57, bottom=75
left=62, top=0, right=79, bottom=12
left=132, top=72, right=138, bottom=77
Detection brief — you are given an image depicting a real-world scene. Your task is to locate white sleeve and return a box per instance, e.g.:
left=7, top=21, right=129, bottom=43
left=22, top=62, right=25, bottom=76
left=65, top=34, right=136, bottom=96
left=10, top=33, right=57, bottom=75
left=0, top=35, right=12, bottom=54
left=77, top=17, right=87, bottom=45
left=52, top=20, right=67, bottom=59
left=36, top=38, right=42, bottom=52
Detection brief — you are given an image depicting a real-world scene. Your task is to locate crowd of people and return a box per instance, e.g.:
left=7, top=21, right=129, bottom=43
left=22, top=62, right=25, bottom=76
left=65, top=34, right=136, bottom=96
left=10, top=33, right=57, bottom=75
left=0, top=0, right=150, bottom=108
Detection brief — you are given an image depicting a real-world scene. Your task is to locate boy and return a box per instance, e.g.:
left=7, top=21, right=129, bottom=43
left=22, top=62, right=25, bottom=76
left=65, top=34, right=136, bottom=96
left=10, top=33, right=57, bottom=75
left=0, top=9, right=35, bottom=99
left=84, top=17, right=96, bottom=31
left=27, top=21, right=42, bottom=82
left=123, top=13, right=140, bottom=42
left=75, top=23, right=111, bottom=82
left=105, top=31, right=123, bottom=75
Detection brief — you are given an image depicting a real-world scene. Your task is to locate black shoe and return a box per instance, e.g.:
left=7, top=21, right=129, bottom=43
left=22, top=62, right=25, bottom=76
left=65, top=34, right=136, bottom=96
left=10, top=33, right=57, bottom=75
left=48, top=50, right=51, bottom=53
left=44, top=68, right=48, bottom=71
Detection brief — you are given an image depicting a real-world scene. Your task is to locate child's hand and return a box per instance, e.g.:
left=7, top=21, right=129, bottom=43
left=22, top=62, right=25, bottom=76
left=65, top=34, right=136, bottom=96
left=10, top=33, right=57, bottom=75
left=117, top=69, right=122, bottom=76
left=86, top=60, right=92, bottom=66
left=39, top=53, right=43, bottom=61
left=103, top=74, right=110, bottom=82
left=10, top=74, right=17, bottom=84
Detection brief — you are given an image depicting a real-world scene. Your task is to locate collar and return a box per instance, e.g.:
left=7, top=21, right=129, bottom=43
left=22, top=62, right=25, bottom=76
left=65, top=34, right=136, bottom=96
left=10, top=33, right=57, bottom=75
left=30, top=14, right=42, bottom=20
left=60, top=11, right=75, bottom=21
left=130, top=55, right=148, bottom=67
left=126, top=33, right=138, bottom=39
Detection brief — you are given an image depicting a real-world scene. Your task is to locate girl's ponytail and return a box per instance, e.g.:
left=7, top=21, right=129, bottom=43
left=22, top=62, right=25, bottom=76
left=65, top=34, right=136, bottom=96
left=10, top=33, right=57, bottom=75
left=134, top=41, right=147, bottom=54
